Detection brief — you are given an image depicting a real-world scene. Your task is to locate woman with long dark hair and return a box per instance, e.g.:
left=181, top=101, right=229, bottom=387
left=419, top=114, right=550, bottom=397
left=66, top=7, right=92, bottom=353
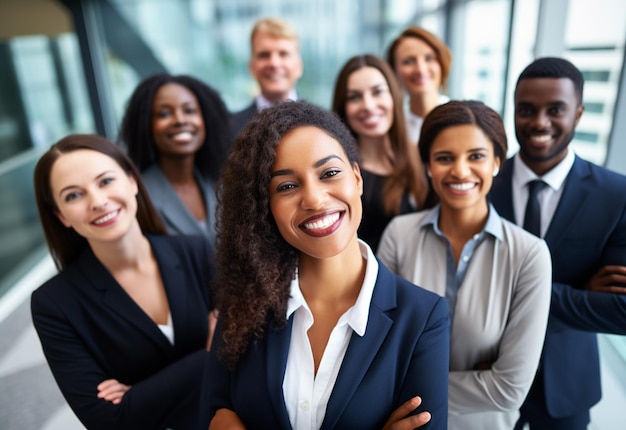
left=332, top=54, right=431, bottom=250
left=31, top=134, right=215, bottom=430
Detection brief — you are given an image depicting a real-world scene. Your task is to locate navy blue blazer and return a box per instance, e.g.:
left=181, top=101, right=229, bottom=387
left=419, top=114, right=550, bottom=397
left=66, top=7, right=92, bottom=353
left=31, top=235, right=214, bottom=430
left=229, top=101, right=257, bottom=140
left=200, top=260, right=450, bottom=430
left=490, top=155, right=626, bottom=418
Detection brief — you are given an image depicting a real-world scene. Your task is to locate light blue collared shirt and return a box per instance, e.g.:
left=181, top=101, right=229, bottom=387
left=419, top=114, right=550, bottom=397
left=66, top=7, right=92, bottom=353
left=421, top=204, right=504, bottom=323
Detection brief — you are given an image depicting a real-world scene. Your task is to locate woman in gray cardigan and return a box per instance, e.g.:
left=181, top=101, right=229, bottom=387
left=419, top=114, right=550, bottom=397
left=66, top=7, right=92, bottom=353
left=378, top=100, right=551, bottom=430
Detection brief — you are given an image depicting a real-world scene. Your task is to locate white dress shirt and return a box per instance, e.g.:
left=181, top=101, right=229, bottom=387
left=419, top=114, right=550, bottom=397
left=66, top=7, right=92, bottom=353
left=511, top=149, right=575, bottom=237
left=157, top=313, right=174, bottom=345
left=282, top=240, right=378, bottom=430
left=405, top=94, right=450, bottom=144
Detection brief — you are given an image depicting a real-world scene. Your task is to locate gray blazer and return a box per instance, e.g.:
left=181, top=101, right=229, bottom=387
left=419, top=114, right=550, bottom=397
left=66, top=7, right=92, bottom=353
left=141, top=165, right=217, bottom=246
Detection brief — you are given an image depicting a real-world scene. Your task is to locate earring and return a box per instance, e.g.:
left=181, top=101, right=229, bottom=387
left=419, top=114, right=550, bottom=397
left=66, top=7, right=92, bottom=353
left=493, top=168, right=500, bottom=177
left=427, top=169, right=432, bottom=178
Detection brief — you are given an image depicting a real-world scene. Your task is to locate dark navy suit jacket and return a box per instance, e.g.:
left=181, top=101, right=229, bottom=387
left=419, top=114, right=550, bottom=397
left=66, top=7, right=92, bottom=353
left=490, top=155, right=626, bottom=418
left=229, top=101, right=257, bottom=141
left=31, top=235, right=214, bottom=430
left=200, top=260, right=450, bottom=430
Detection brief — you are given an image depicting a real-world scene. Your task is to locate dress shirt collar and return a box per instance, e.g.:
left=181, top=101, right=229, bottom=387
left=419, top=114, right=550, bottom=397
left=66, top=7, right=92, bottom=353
left=286, top=240, right=378, bottom=337
left=512, top=148, right=575, bottom=192
left=420, top=203, right=504, bottom=242
left=256, top=90, right=298, bottom=111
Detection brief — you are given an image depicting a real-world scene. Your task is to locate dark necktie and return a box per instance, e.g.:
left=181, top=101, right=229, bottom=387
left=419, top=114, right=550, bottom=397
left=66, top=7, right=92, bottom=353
left=523, top=180, right=546, bottom=237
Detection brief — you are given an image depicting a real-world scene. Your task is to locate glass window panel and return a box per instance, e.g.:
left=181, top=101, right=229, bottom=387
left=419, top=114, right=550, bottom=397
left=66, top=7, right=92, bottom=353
left=0, top=151, right=46, bottom=297
left=10, top=34, right=94, bottom=147
left=0, top=28, right=93, bottom=293
left=585, top=102, right=605, bottom=114
left=448, top=0, right=512, bottom=114
left=564, top=0, right=626, bottom=165
left=581, top=70, right=611, bottom=82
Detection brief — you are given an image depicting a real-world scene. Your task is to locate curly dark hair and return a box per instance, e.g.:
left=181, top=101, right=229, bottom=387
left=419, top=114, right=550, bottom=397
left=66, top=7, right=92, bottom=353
left=118, top=74, right=231, bottom=182
left=215, top=100, right=359, bottom=368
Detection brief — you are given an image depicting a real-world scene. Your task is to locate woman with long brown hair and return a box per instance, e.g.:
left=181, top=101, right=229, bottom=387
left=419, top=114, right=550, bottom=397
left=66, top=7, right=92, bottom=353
left=332, top=54, right=430, bottom=250
left=31, top=134, right=215, bottom=430
left=387, top=27, right=452, bottom=145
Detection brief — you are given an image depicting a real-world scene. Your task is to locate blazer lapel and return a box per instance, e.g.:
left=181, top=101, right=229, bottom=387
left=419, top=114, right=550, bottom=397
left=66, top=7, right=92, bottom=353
left=489, top=160, right=516, bottom=222
left=266, top=318, right=294, bottom=429
left=148, top=235, right=197, bottom=354
left=144, top=166, right=204, bottom=236
left=321, top=263, right=395, bottom=430
left=544, top=156, right=592, bottom=250
left=76, top=248, right=174, bottom=355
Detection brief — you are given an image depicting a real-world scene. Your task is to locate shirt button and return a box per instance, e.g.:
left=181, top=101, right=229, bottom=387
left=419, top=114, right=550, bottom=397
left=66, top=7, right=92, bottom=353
left=473, top=233, right=480, bottom=240
left=462, top=255, right=469, bottom=262
left=300, top=400, right=310, bottom=411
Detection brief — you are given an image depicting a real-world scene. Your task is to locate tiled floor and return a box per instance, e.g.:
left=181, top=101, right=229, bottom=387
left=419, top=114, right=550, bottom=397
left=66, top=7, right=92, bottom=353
left=1, top=256, right=625, bottom=429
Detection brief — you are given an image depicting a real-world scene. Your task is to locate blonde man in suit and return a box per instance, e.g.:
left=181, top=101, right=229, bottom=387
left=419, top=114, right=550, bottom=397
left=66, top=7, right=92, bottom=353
left=230, top=17, right=303, bottom=137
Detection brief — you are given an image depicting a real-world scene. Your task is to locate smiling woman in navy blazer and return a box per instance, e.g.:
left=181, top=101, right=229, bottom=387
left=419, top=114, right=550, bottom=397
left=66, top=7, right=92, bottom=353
left=31, top=134, right=215, bottom=430
left=200, top=101, right=449, bottom=430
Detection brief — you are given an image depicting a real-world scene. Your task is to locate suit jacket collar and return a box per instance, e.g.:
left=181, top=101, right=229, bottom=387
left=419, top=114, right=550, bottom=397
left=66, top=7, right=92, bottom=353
left=489, top=159, right=515, bottom=221
left=264, top=259, right=397, bottom=429
left=322, top=262, right=395, bottom=430
left=142, top=165, right=213, bottom=238
left=491, top=155, right=592, bottom=249
left=266, top=318, right=295, bottom=429
left=544, top=156, right=592, bottom=248
left=72, top=235, right=189, bottom=357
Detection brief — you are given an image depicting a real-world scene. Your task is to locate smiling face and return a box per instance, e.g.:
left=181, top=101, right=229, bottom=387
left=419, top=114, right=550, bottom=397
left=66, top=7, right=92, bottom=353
left=428, top=124, right=500, bottom=215
left=269, top=126, right=363, bottom=259
left=151, top=83, right=206, bottom=160
left=249, top=31, right=303, bottom=103
left=51, top=149, right=139, bottom=244
left=344, top=66, right=394, bottom=139
left=514, top=77, right=584, bottom=175
left=393, top=37, right=442, bottom=98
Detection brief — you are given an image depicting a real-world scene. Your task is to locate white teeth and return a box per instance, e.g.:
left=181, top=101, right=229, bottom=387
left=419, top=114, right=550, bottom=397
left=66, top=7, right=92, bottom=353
left=303, top=213, right=340, bottom=230
left=361, top=115, right=380, bottom=125
left=449, top=183, right=475, bottom=191
left=93, top=210, right=118, bottom=225
left=530, top=135, right=551, bottom=143
left=172, top=132, right=193, bottom=141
